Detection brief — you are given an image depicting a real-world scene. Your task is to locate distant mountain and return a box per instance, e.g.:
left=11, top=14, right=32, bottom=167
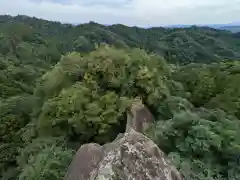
left=164, top=24, right=193, bottom=28
left=0, top=15, right=240, bottom=65
left=218, top=26, right=240, bottom=33
left=165, top=23, right=240, bottom=33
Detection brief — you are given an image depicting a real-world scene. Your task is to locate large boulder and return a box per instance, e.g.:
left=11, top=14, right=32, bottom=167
left=65, top=98, right=182, bottom=180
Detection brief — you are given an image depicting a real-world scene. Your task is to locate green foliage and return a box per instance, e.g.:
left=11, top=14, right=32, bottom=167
left=0, top=142, right=21, bottom=180
left=18, top=138, right=73, bottom=180
left=73, top=36, right=94, bottom=53
left=0, top=95, right=35, bottom=180
left=1, top=15, right=240, bottom=65
left=147, top=104, right=240, bottom=180
left=35, top=46, right=170, bottom=144
left=173, top=65, right=218, bottom=106
left=0, top=95, right=34, bottom=141
left=174, top=61, right=240, bottom=118
left=38, top=83, right=131, bottom=144
left=1, top=15, right=240, bottom=180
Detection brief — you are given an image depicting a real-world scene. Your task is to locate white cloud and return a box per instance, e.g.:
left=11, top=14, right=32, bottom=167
left=0, top=0, right=239, bottom=26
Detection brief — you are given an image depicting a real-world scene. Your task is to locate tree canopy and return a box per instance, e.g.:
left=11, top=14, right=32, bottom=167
left=1, top=15, right=240, bottom=180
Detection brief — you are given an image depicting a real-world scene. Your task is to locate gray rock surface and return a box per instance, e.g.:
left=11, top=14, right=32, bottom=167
left=65, top=98, right=182, bottom=180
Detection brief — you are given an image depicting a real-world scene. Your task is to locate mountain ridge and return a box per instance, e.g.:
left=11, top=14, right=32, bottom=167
left=0, top=14, right=240, bottom=65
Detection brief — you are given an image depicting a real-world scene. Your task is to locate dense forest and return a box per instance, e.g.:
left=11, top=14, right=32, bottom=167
left=0, top=15, right=240, bottom=180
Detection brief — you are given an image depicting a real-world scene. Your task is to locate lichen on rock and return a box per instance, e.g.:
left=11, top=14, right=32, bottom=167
left=65, top=99, right=182, bottom=180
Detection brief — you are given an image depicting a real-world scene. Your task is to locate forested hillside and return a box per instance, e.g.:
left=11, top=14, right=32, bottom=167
left=1, top=15, right=240, bottom=180
left=219, top=26, right=240, bottom=33
left=1, top=15, right=240, bottom=65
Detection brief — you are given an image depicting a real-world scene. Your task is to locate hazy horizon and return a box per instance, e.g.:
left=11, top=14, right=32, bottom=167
left=1, top=14, right=240, bottom=29
left=0, top=0, right=239, bottom=27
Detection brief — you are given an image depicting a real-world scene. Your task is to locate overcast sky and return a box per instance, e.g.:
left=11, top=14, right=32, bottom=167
left=0, top=0, right=239, bottom=26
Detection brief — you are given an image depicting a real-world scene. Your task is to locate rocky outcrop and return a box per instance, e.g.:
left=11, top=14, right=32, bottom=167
left=65, top=98, right=182, bottom=180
